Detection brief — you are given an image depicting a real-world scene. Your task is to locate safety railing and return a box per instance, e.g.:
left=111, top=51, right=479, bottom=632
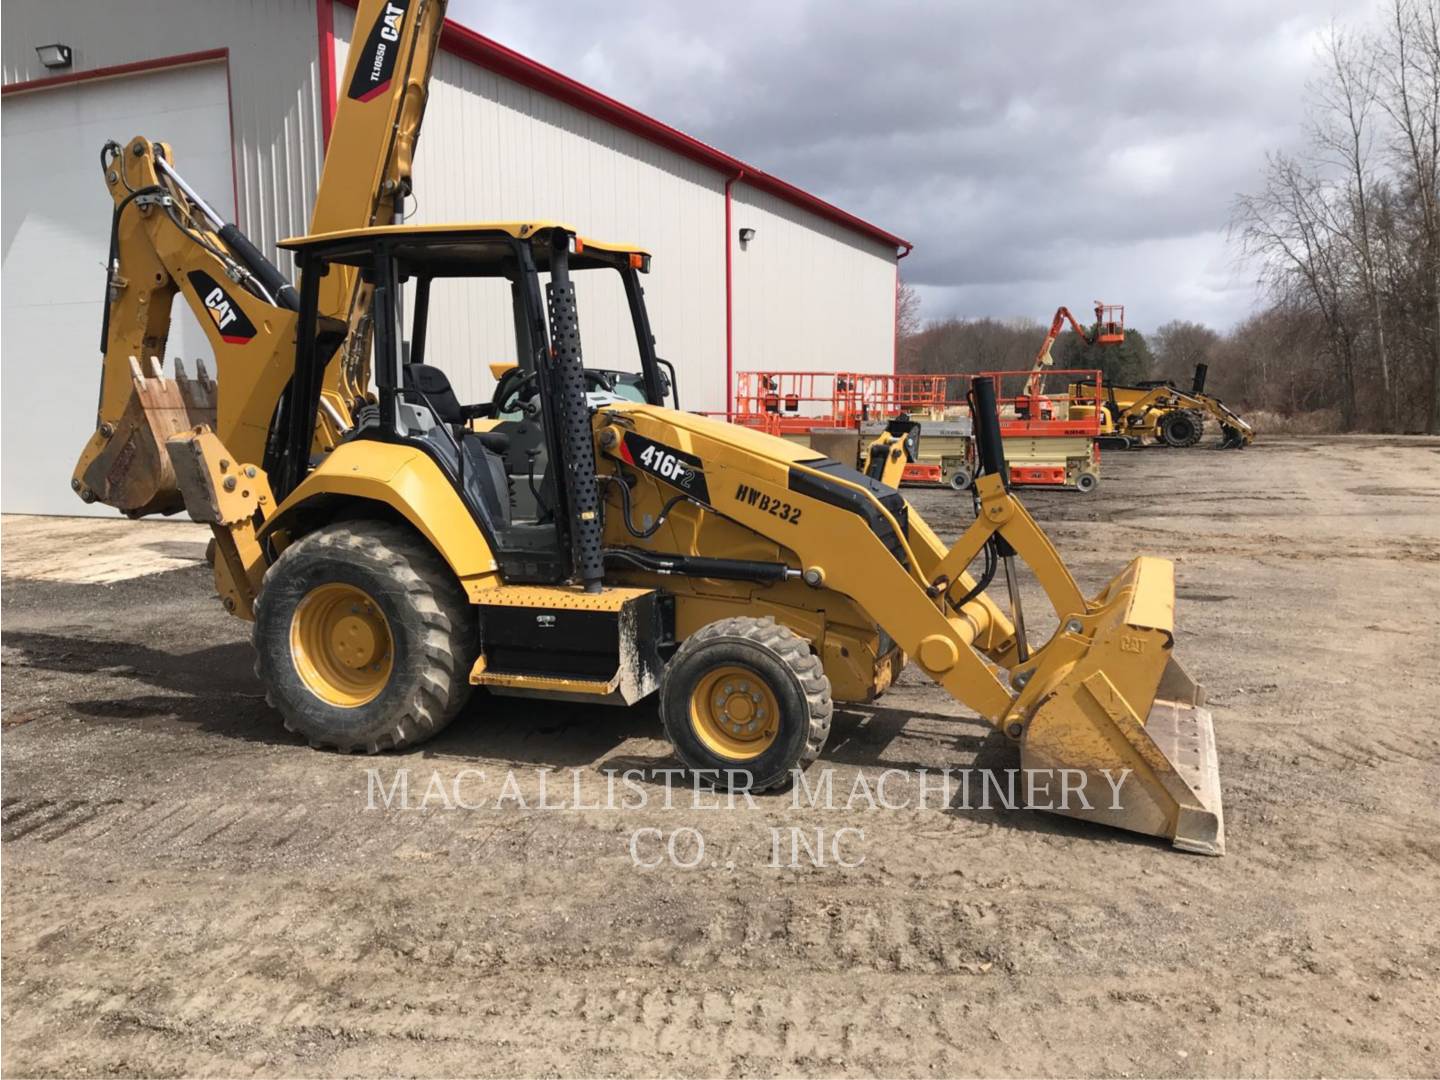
left=732, top=371, right=949, bottom=434
left=730, top=368, right=1104, bottom=438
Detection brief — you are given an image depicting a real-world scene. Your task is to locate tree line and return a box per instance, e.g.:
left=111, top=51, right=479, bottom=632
left=895, top=297, right=1157, bottom=389
left=894, top=293, right=1224, bottom=403
left=895, top=301, right=1338, bottom=421
left=897, top=0, right=1440, bottom=434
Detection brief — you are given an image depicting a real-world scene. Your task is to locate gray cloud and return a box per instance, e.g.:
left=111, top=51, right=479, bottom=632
left=452, top=0, right=1379, bottom=331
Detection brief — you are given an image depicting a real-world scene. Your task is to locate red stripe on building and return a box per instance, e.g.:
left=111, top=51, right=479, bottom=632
left=317, top=0, right=337, bottom=145
left=1, top=47, right=228, bottom=96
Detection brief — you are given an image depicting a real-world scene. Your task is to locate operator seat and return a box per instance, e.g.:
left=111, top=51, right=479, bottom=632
left=404, top=363, right=465, bottom=423
left=401, top=363, right=512, bottom=525
left=403, top=363, right=509, bottom=453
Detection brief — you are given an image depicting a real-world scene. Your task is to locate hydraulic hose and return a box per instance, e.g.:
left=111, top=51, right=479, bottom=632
left=968, top=375, right=1028, bottom=660
left=217, top=223, right=300, bottom=311
left=596, top=472, right=693, bottom=539
left=950, top=538, right=998, bottom=613
left=528, top=455, right=552, bottom=519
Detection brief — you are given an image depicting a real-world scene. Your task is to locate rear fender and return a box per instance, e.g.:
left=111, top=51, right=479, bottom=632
left=260, top=441, right=498, bottom=596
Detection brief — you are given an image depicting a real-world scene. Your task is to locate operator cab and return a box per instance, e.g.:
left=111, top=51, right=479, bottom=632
left=276, top=222, right=677, bottom=584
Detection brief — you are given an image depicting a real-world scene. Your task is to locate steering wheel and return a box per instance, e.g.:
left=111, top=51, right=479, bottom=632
left=493, top=366, right=622, bottom=414
left=493, top=366, right=536, bottom=415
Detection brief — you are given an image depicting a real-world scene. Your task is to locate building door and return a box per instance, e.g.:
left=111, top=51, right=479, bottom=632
left=2, top=61, right=233, bottom=515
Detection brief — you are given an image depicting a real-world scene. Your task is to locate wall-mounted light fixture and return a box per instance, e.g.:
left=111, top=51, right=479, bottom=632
left=35, top=43, right=73, bottom=69
left=738, top=227, right=756, bottom=249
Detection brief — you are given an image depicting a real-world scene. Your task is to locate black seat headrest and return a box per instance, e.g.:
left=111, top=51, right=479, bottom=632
left=403, top=364, right=462, bottom=424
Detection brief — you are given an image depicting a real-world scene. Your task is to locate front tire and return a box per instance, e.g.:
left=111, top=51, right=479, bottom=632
left=253, top=520, right=477, bottom=752
left=1181, top=409, right=1206, bottom=446
left=659, top=617, right=832, bottom=791
left=1160, top=410, right=1200, bottom=448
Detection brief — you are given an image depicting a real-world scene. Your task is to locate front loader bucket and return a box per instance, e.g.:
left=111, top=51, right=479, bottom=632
left=1020, top=557, right=1225, bottom=854
left=73, top=357, right=217, bottom=517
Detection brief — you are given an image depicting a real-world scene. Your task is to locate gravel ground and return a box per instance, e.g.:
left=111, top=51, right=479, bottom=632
left=2, top=434, right=1438, bottom=1077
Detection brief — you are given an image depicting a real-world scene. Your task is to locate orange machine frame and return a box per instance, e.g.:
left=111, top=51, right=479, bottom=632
left=978, top=368, right=1105, bottom=438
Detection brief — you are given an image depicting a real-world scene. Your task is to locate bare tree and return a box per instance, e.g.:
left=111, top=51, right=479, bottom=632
left=1376, top=0, right=1440, bottom=431
left=900, top=316, right=1043, bottom=386
left=1152, top=320, right=1221, bottom=385
left=1235, top=152, right=1363, bottom=427
left=1312, top=24, right=1396, bottom=428
left=1233, top=0, right=1440, bottom=431
left=895, top=280, right=923, bottom=340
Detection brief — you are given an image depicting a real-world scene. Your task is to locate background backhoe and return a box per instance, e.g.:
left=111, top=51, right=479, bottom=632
left=1079, top=364, right=1256, bottom=449
left=68, top=0, right=1224, bottom=854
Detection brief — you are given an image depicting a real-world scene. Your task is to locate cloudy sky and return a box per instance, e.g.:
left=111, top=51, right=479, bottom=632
left=451, top=0, right=1378, bottom=333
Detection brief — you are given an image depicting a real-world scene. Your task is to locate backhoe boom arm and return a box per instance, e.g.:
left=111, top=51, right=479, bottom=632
left=72, top=0, right=449, bottom=518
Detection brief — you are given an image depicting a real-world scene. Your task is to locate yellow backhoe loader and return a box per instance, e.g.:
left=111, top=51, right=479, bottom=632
left=70, top=0, right=1224, bottom=854
left=1073, top=364, right=1255, bottom=450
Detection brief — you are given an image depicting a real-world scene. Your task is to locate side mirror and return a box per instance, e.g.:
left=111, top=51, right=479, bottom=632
left=655, top=358, right=678, bottom=408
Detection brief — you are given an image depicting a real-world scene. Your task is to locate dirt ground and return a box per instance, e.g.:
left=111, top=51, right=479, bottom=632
left=2, top=435, right=1438, bottom=1078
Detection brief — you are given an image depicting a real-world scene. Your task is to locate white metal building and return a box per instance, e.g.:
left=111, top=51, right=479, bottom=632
left=1, top=0, right=909, bottom=515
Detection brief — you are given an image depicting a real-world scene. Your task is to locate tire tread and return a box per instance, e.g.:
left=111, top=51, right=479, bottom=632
left=661, top=616, right=832, bottom=791
left=252, top=520, right=475, bottom=753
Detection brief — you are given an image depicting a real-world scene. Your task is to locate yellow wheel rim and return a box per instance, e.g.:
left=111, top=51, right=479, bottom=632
left=289, top=583, right=394, bottom=708
left=690, top=664, right=780, bottom=761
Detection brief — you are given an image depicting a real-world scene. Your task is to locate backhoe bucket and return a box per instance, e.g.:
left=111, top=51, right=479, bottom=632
left=1020, top=557, right=1225, bottom=854
left=73, top=357, right=217, bottom=518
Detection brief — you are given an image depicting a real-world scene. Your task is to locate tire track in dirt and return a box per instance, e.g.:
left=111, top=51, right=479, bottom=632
left=6, top=952, right=1432, bottom=1078
left=7, top=437, right=1440, bottom=1077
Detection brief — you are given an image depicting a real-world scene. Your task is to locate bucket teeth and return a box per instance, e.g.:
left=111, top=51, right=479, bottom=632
left=76, top=354, right=218, bottom=517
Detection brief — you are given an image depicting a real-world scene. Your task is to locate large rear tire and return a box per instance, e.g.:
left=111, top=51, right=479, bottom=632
left=253, top=520, right=477, bottom=752
left=659, top=616, right=832, bottom=791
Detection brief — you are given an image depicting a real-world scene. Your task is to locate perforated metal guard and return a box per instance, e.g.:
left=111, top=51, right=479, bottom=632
left=547, top=280, right=605, bottom=591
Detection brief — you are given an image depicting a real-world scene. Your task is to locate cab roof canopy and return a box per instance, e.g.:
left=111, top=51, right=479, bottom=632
left=278, top=222, right=650, bottom=274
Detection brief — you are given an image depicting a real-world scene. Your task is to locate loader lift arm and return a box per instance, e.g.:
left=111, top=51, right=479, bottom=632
left=1156, top=385, right=1253, bottom=446
left=599, top=374, right=1224, bottom=853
